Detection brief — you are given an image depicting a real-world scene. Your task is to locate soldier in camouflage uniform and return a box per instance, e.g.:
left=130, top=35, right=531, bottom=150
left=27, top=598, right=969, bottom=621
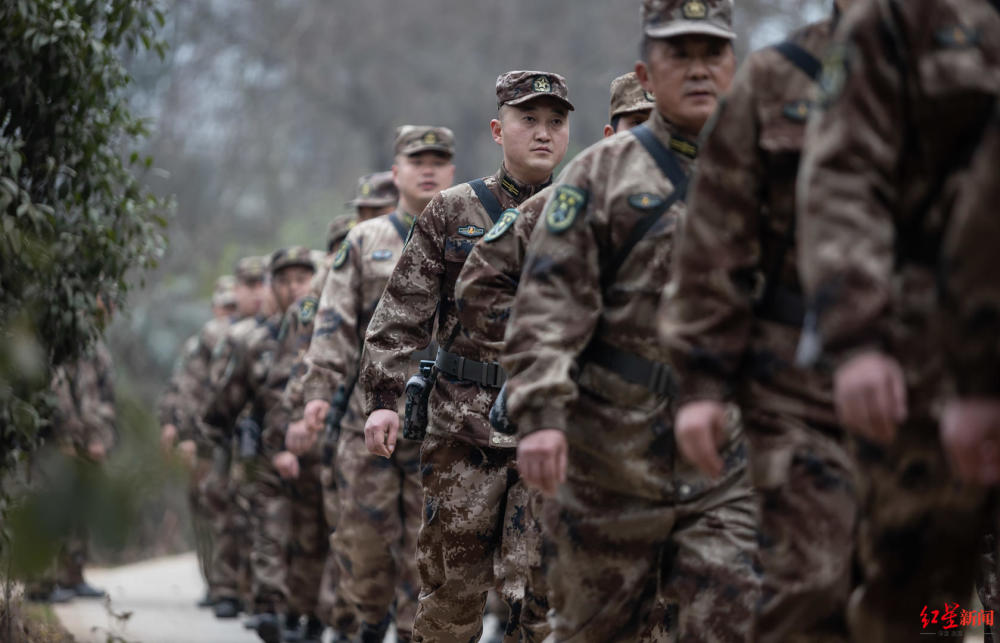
left=158, top=274, right=239, bottom=607
left=502, top=2, right=760, bottom=640
left=197, top=255, right=271, bottom=619
left=299, top=128, right=455, bottom=643
left=657, top=2, right=863, bottom=640
left=350, top=72, right=572, bottom=642
left=795, top=0, right=1000, bottom=639
left=201, top=248, right=328, bottom=642
left=27, top=329, right=117, bottom=603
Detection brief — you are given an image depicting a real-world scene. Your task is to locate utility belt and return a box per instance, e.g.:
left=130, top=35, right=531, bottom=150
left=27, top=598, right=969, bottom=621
left=581, top=338, right=675, bottom=398
left=411, top=344, right=438, bottom=362
left=434, top=348, right=506, bottom=388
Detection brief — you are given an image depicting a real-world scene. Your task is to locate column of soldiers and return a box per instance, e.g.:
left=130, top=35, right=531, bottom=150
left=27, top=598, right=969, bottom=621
left=150, top=0, right=1000, bottom=641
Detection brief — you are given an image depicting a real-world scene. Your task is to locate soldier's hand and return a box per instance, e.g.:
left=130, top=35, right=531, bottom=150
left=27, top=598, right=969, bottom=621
left=517, top=429, right=567, bottom=497
left=364, top=409, right=399, bottom=458
left=942, top=397, right=1000, bottom=485
left=86, top=440, right=107, bottom=463
left=286, top=419, right=317, bottom=456
left=160, top=423, right=178, bottom=453
left=675, top=400, right=727, bottom=478
left=304, top=399, right=331, bottom=434
left=273, top=451, right=300, bottom=479
left=178, top=439, right=197, bottom=468
left=833, top=351, right=907, bottom=445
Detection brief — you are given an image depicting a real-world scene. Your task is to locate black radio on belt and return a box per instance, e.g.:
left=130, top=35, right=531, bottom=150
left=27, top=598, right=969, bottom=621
left=403, top=360, right=436, bottom=441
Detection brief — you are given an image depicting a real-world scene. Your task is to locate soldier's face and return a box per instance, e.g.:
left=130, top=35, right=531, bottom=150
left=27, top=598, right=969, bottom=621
left=492, top=99, right=570, bottom=184
left=271, top=265, right=315, bottom=311
left=636, top=35, right=735, bottom=137
left=393, top=152, right=455, bottom=207
left=234, top=278, right=265, bottom=316
left=604, top=109, right=652, bottom=138
left=356, top=205, right=390, bottom=221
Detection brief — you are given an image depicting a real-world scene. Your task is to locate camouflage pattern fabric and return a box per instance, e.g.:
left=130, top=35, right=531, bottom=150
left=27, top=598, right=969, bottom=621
left=797, top=0, right=1000, bottom=639
left=501, top=110, right=760, bottom=641
left=49, top=338, right=117, bottom=453
left=658, top=17, right=858, bottom=641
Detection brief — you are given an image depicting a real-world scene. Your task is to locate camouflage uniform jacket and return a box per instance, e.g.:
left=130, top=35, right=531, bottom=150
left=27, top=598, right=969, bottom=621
left=179, top=315, right=237, bottom=448
left=157, top=333, right=199, bottom=430
left=502, top=111, right=695, bottom=478
left=256, top=296, right=326, bottom=458
left=360, top=167, right=549, bottom=448
left=660, top=18, right=837, bottom=429
left=201, top=313, right=282, bottom=449
left=301, top=211, right=416, bottom=434
left=455, top=186, right=553, bottom=357
left=797, top=0, right=1000, bottom=405
left=49, top=337, right=117, bottom=452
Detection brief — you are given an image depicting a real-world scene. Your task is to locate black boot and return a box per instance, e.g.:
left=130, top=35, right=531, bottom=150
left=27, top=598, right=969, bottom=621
left=27, top=585, right=76, bottom=604
left=255, top=612, right=281, bottom=643
left=213, top=597, right=243, bottom=619
left=71, top=581, right=106, bottom=598
left=300, top=615, right=325, bottom=643
left=196, top=592, right=216, bottom=609
left=357, top=614, right=391, bottom=643
left=282, top=611, right=303, bottom=642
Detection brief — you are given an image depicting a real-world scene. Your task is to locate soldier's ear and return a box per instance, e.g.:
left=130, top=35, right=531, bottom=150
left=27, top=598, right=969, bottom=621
left=635, top=60, right=652, bottom=91
left=490, top=117, right=503, bottom=147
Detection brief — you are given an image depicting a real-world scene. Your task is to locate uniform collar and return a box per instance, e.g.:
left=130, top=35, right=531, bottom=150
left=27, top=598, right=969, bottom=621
left=496, top=164, right=552, bottom=203
left=395, top=209, right=417, bottom=229
left=649, top=110, right=699, bottom=161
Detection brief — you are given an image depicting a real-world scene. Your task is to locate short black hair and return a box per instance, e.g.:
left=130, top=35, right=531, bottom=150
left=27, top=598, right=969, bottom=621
left=609, top=114, right=623, bottom=131
left=640, top=34, right=655, bottom=62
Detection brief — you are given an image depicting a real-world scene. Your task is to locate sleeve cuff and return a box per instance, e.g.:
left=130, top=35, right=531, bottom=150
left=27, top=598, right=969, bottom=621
left=676, top=372, right=729, bottom=407
left=515, top=407, right=567, bottom=438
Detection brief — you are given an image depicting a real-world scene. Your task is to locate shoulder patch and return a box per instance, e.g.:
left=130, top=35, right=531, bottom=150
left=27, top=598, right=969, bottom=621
left=628, top=193, right=665, bottom=211
left=484, top=208, right=520, bottom=243
left=935, top=24, right=979, bottom=48
left=372, top=249, right=393, bottom=261
left=545, top=185, right=588, bottom=234
left=332, top=240, right=350, bottom=269
left=297, top=296, right=318, bottom=325
left=782, top=100, right=812, bottom=122
left=457, top=225, right=485, bottom=238
left=818, top=43, right=850, bottom=106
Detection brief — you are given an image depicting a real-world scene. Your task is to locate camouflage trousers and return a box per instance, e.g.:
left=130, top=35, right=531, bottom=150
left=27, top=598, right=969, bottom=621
left=743, top=404, right=858, bottom=642
left=413, top=433, right=550, bottom=643
left=188, top=456, right=215, bottom=596
left=847, top=416, right=998, bottom=641
left=332, top=430, right=422, bottom=639
left=318, top=462, right=356, bottom=635
left=204, top=459, right=253, bottom=603
left=544, top=450, right=759, bottom=643
left=249, top=457, right=329, bottom=617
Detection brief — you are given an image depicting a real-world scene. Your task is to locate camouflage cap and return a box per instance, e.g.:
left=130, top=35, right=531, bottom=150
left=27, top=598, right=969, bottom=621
left=496, top=70, right=575, bottom=111
left=234, top=256, right=267, bottom=282
left=326, top=215, right=358, bottom=252
left=212, top=275, right=237, bottom=308
left=394, top=126, right=455, bottom=157
left=642, top=0, right=736, bottom=41
left=610, top=72, right=656, bottom=122
left=347, top=171, right=398, bottom=208
left=269, top=246, right=316, bottom=275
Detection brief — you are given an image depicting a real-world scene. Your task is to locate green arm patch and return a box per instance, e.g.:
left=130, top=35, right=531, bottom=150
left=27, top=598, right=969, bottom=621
left=297, top=295, right=318, bottom=326
left=545, top=185, right=588, bottom=234
left=332, top=240, right=350, bottom=269
left=484, top=208, right=520, bottom=243
left=782, top=100, right=812, bottom=122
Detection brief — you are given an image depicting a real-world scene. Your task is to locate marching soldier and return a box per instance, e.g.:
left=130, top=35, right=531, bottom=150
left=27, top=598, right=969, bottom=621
left=657, top=1, right=863, bottom=639
left=796, top=0, right=1000, bottom=638
left=348, top=71, right=573, bottom=641
left=501, top=1, right=761, bottom=640
left=298, top=128, right=456, bottom=642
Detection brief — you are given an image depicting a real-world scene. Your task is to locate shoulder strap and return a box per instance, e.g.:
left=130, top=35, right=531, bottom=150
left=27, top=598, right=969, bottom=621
left=773, top=40, right=822, bottom=81
left=469, top=179, right=504, bottom=225
left=601, top=125, right=690, bottom=289
left=388, top=212, right=410, bottom=243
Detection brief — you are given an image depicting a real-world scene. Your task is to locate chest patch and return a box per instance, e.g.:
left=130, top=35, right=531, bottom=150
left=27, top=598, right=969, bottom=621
left=332, top=240, right=350, bottom=269
left=457, top=225, right=485, bottom=238
left=371, top=249, right=393, bottom=261
left=545, top=185, right=588, bottom=234
left=628, top=193, right=665, bottom=211
left=298, top=296, right=318, bottom=326
left=782, top=100, right=812, bottom=122
left=484, top=209, right=520, bottom=243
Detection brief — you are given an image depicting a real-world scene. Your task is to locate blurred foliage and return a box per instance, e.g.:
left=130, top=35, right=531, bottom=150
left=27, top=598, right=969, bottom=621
left=0, top=0, right=172, bottom=551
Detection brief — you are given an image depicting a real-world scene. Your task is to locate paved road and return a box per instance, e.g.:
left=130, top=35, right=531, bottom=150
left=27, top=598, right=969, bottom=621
left=52, top=551, right=501, bottom=643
